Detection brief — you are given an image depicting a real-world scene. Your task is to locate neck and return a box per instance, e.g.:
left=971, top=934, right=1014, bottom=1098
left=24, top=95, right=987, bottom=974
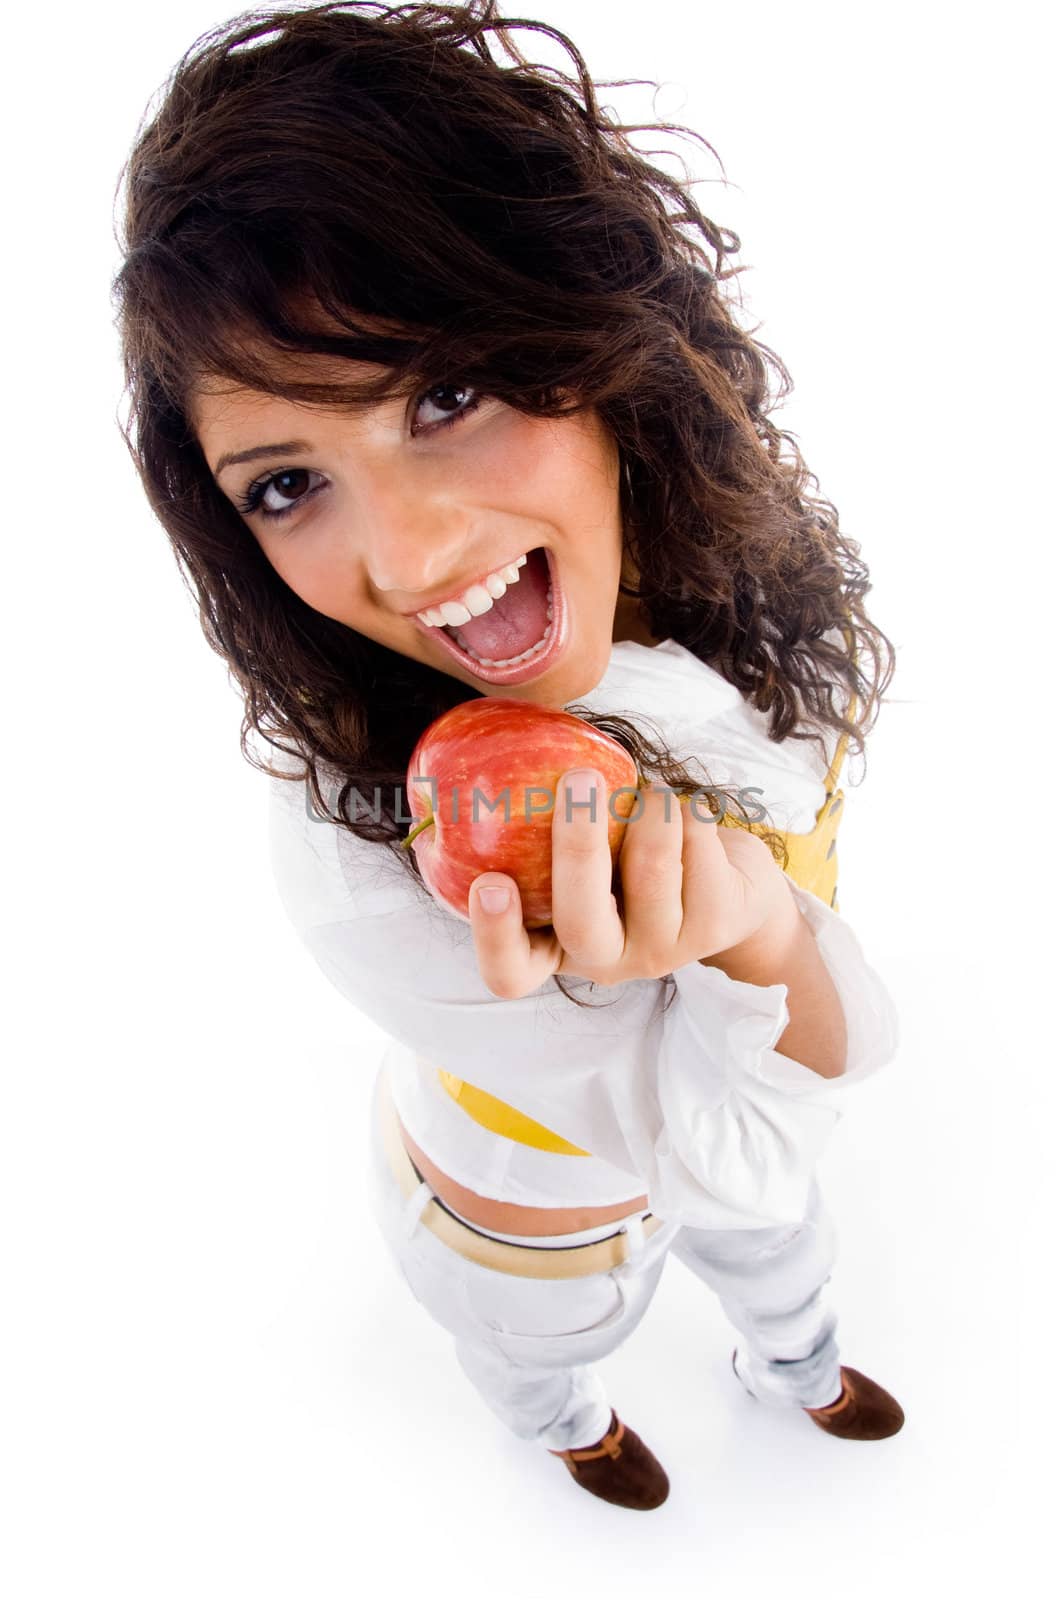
left=612, top=591, right=661, bottom=648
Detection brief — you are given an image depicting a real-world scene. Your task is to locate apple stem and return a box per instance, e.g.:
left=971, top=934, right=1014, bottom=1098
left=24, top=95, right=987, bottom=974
left=399, top=813, right=435, bottom=851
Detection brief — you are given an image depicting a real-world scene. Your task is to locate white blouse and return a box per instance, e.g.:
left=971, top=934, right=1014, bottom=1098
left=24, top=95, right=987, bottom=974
left=265, top=638, right=899, bottom=1230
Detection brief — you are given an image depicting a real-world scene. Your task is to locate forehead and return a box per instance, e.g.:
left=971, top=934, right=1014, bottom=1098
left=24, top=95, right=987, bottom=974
left=188, top=297, right=428, bottom=441
left=189, top=352, right=400, bottom=448
left=191, top=377, right=303, bottom=431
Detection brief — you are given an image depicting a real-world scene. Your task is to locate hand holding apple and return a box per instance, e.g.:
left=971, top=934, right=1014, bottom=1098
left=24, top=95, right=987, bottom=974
left=402, top=696, right=792, bottom=1001
left=402, top=697, right=640, bottom=928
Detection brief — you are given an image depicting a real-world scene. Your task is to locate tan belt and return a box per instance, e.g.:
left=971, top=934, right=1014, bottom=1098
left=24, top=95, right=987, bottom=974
left=375, top=1072, right=666, bottom=1280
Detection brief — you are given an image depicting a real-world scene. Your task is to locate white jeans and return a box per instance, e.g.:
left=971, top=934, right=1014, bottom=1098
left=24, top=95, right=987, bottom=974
left=366, top=1076, right=843, bottom=1451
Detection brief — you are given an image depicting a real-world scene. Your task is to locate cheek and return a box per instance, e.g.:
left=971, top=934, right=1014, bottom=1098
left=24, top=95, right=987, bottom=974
left=476, top=412, right=613, bottom=522
left=262, top=537, right=348, bottom=620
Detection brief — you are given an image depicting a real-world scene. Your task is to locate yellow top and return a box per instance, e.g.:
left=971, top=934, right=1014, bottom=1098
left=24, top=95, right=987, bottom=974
left=438, top=675, right=858, bottom=1156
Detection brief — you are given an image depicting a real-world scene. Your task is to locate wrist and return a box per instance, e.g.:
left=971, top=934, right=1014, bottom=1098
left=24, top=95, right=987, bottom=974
left=698, top=880, right=803, bottom=981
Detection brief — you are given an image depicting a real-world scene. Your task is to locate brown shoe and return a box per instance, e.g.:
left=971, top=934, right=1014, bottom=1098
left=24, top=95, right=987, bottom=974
left=804, top=1365, right=905, bottom=1440
left=549, top=1409, right=670, bottom=1510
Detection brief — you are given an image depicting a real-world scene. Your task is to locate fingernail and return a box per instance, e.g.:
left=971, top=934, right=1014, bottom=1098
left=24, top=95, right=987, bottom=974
left=565, top=769, right=599, bottom=802
left=477, top=885, right=511, bottom=914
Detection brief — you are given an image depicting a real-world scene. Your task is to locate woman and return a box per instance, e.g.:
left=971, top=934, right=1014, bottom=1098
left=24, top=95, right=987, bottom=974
left=113, top=0, right=903, bottom=1511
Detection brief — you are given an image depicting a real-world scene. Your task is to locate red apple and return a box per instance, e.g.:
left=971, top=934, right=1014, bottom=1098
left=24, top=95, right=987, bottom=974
left=402, top=697, right=640, bottom=928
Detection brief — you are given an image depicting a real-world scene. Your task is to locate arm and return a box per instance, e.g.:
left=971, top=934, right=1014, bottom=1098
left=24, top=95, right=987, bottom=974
left=700, top=885, right=847, bottom=1079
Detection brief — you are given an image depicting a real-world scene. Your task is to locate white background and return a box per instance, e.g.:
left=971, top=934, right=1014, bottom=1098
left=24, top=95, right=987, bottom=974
left=4, top=1, right=1061, bottom=1593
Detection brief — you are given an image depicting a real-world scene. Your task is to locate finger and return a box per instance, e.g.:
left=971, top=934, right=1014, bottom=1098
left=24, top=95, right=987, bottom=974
left=550, top=768, right=624, bottom=971
left=467, top=874, right=563, bottom=998
left=675, top=793, right=736, bottom=956
left=618, top=783, right=686, bottom=970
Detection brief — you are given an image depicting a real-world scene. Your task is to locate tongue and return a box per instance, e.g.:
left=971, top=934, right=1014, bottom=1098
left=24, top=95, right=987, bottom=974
left=454, top=547, right=551, bottom=659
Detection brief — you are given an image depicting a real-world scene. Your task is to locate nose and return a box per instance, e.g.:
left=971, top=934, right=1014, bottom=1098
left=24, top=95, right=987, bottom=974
left=354, top=472, right=471, bottom=607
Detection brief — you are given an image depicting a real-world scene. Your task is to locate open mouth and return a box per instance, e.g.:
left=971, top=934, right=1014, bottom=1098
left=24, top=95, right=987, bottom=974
left=417, top=546, right=567, bottom=686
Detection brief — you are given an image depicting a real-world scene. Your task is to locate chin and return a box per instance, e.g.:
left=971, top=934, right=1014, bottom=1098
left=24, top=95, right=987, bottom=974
left=515, top=639, right=612, bottom=710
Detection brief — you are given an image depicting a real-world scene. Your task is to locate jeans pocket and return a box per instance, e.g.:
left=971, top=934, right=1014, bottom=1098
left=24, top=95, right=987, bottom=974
left=393, top=1240, right=484, bottom=1343
left=366, top=1130, right=479, bottom=1339
left=462, top=1254, right=661, bottom=1369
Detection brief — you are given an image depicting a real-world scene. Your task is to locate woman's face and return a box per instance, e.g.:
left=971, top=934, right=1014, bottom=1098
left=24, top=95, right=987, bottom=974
left=192, top=360, right=650, bottom=710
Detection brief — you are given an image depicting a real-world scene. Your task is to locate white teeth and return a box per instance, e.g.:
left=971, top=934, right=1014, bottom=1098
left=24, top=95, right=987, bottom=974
left=462, top=584, right=495, bottom=617
left=415, top=552, right=534, bottom=628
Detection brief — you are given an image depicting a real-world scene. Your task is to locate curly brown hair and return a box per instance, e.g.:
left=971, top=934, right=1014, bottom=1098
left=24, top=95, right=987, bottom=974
left=111, top=0, right=894, bottom=920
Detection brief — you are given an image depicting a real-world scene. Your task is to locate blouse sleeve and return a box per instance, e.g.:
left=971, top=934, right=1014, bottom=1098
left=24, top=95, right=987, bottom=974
left=266, top=768, right=899, bottom=1230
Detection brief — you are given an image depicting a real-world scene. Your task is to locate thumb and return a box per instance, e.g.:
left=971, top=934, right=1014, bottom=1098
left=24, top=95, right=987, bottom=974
left=469, top=874, right=516, bottom=918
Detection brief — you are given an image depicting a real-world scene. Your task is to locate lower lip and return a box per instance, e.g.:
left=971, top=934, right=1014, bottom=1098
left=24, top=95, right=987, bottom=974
left=413, top=547, right=569, bottom=687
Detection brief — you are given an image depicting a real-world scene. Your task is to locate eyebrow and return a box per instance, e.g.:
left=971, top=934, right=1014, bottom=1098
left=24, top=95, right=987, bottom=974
left=213, top=440, right=313, bottom=478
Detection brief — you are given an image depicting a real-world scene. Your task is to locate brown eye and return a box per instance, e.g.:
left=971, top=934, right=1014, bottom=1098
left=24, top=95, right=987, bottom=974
left=267, top=469, right=310, bottom=504
left=237, top=468, right=326, bottom=521
left=412, top=383, right=482, bottom=433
